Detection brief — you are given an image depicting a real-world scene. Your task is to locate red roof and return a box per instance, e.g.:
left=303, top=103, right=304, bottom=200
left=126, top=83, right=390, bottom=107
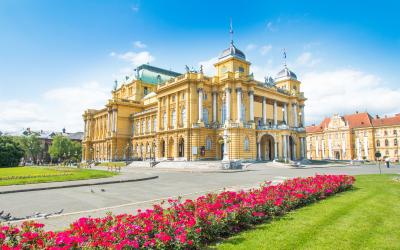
left=306, top=112, right=374, bottom=133
left=306, top=117, right=330, bottom=133
left=372, top=114, right=400, bottom=127
left=343, top=112, right=373, bottom=129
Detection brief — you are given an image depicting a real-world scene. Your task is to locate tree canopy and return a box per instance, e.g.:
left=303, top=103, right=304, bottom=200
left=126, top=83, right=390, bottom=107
left=16, top=134, right=42, bottom=163
left=0, top=136, right=25, bottom=167
left=49, top=135, right=82, bottom=162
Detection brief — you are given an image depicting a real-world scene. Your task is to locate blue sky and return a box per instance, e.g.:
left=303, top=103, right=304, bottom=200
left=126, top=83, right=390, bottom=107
left=0, top=0, right=399, bottom=131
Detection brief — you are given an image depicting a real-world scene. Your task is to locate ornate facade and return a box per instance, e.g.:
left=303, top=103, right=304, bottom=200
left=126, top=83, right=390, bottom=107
left=306, top=112, right=400, bottom=161
left=82, top=41, right=307, bottom=163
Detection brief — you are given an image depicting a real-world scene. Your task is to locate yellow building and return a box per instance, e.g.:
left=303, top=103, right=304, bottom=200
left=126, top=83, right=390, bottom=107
left=306, top=112, right=400, bottom=162
left=82, top=40, right=307, bottom=165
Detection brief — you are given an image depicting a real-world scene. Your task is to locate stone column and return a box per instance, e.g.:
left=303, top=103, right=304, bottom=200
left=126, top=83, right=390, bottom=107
left=322, top=140, right=325, bottom=159
left=328, top=139, right=333, bottom=159
left=175, top=94, right=179, bottom=128
left=283, top=103, right=287, bottom=125
left=111, top=110, right=115, bottom=132
left=293, top=139, right=297, bottom=160
left=249, top=91, right=254, bottom=122
left=212, top=91, right=217, bottom=123
left=293, top=104, right=298, bottom=127
left=262, top=97, right=267, bottom=125
left=273, top=100, right=277, bottom=127
left=236, top=88, right=242, bottom=122
left=300, top=137, right=304, bottom=159
left=316, top=140, right=319, bottom=158
left=300, top=105, right=305, bottom=127
left=283, top=135, right=287, bottom=161
left=115, top=110, right=118, bottom=133
left=257, top=142, right=261, bottom=161
left=274, top=140, right=278, bottom=160
left=363, top=137, right=369, bottom=159
left=225, top=88, right=231, bottom=123
left=107, top=112, right=110, bottom=134
left=198, top=88, right=203, bottom=122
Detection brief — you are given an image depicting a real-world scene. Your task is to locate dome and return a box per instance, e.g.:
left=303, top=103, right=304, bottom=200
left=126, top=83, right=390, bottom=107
left=274, top=66, right=297, bottom=81
left=219, top=42, right=246, bottom=61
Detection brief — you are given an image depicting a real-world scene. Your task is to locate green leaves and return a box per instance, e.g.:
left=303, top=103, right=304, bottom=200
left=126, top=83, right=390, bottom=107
left=48, top=135, right=81, bottom=162
left=0, top=136, right=24, bottom=167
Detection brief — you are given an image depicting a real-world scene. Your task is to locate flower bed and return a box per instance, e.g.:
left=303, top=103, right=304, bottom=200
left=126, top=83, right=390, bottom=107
left=0, top=175, right=354, bottom=249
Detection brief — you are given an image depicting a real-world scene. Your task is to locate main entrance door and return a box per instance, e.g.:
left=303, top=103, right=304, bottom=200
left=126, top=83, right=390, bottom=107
left=259, top=134, right=274, bottom=161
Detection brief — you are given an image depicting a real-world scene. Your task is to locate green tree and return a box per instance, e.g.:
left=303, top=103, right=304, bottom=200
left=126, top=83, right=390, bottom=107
left=0, top=136, right=24, bottom=167
left=17, top=135, right=42, bottom=164
left=71, top=141, right=82, bottom=162
left=49, top=135, right=82, bottom=163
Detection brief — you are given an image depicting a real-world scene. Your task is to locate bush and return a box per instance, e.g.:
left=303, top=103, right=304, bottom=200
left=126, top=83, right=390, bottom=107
left=0, top=175, right=355, bottom=249
left=0, top=136, right=24, bottom=167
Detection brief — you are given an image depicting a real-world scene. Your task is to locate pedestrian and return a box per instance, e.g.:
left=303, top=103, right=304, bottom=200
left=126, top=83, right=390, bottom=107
left=385, top=157, right=390, bottom=168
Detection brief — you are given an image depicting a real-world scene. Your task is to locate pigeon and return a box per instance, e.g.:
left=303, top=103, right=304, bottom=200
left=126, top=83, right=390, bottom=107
left=0, top=210, right=3, bottom=216
left=91, top=189, right=95, bottom=193
left=55, top=209, right=64, bottom=215
left=101, top=189, right=105, bottom=192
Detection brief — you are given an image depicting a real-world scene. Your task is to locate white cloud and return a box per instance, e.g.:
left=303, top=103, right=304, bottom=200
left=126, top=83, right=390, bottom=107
left=111, top=51, right=155, bottom=67
left=302, top=69, right=400, bottom=125
left=0, top=82, right=110, bottom=132
left=133, top=41, right=147, bottom=49
left=0, top=101, right=48, bottom=131
left=245, top=44, right=257, bottom=51
left=198, top=57, right=218, bottom=76
left=260, top=45, right=272, bottom=55
left=296, top=52, right=321, bottom=67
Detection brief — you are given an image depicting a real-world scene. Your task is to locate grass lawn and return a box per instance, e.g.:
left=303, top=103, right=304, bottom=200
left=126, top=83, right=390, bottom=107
left=214, top=174, right=400, bottom=250
left=0, top=166, right=116, bottom=186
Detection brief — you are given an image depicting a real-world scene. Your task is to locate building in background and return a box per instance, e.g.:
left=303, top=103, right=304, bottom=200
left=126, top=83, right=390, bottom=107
left=2, top=128, right=83, bottom=163
left=82, top=39, right=307, bottom=164
left=306, top=112, right=400, bottom=161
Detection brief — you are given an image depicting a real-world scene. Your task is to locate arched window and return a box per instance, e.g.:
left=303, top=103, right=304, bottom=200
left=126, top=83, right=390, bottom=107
left=384, top=130, right=388, bottom=136
left=241, top=103, right=246, bottom=121
left=376, top=140, right=380, bottom=147
left=394, top=130, right=398, bottom=135
left=395, top=139, right=398, bottom=146
left=181, top=107, right=186, bottom=127
left=147, top=119, right=151, bottom=132
left=203, top=108, right=209, bottom=124
left=163, top=112, right=167, bottom=129
left=385, top=139, right=389, bottom=147
left=221, top=103, right=226, bottom=124
left=171, top=110, right=176, bottom=128
left=153, top=118, right=157, bottom=132
left=206, top=137, right=212, bottom=150
left=244, top=137, right=250, bottom=151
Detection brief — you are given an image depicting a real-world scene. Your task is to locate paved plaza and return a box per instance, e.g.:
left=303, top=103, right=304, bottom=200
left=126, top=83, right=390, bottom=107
left=1, top=163, right=399, bottom=230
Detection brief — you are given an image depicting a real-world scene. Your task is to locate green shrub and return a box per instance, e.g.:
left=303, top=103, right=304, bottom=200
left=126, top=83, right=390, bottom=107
left=0, top=136, right=25, bottom=167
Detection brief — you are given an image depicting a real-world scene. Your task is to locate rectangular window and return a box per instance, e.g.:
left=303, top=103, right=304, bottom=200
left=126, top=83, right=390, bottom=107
left=144, top=87, right=148, bottom=95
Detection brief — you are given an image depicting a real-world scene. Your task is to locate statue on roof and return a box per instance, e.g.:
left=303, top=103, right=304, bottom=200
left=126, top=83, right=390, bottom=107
left=185, top=65, right=190, bottom=73
left=200, top=65, right=204, bottom=74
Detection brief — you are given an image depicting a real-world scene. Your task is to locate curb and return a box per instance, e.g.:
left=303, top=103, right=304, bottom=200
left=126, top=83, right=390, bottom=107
left=0, top=176, right=159, bottom=195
